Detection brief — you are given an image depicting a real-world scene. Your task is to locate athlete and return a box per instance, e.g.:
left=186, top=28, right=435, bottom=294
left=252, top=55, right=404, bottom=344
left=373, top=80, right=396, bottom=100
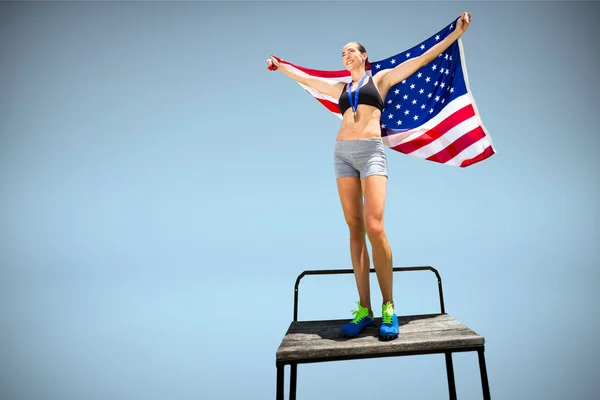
left=267, top=12, right=471, bottom=340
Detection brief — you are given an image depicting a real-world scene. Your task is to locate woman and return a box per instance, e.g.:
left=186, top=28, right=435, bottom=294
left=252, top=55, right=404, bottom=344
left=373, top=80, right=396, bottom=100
left=267, top=12, right=471, bottom=340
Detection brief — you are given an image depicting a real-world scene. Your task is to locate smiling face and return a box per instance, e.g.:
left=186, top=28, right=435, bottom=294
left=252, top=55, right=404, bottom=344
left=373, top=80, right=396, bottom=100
left=342, top=42, right=368, bottom=72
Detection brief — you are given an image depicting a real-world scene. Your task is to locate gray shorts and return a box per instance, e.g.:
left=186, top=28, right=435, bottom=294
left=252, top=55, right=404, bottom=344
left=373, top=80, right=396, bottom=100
left=334, top=138, right=388, bottom=180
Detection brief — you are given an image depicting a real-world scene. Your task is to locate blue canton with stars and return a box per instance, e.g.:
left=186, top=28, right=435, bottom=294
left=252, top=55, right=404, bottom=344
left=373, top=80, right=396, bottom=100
left=370, top=17, right=468, bottom=136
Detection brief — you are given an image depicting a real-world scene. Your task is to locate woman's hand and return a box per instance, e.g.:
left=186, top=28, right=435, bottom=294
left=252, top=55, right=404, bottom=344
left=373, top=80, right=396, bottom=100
left=266, top=56, right=281, bottom=71
left=455, top=12, right=472, bottom=35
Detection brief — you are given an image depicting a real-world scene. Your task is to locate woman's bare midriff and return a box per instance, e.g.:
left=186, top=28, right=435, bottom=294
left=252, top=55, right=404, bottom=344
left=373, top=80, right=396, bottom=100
left=336, top=104, right=382, bottom=141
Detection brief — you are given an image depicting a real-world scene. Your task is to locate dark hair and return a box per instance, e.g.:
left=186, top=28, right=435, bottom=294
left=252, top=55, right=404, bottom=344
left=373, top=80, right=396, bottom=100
left=352, top=41, right=370, bottom=69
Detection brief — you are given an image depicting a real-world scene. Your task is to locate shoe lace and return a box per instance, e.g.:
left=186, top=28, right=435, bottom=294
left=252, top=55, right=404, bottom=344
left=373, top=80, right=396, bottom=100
left=350, top=301, right=369, bottom=324
left=382, top=302, right=394, bottom=324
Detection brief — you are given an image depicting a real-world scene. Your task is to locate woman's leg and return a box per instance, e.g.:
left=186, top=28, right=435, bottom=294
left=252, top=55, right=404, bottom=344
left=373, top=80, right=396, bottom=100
left=336, top=176, right=372, bottom=315
left=362, top=173, right=399, bottom=339
left=361, top=174, right=393, bottom=306
left=334, top=142, right=376, bottom=337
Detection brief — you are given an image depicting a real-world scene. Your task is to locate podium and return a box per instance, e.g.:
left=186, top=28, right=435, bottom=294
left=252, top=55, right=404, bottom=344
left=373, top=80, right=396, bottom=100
left=274, top=266, right=491, bottom=399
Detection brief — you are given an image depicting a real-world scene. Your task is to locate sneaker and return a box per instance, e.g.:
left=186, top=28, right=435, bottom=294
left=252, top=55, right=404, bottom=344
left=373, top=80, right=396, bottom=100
left=380, top=302, right=399, bottom=340
left=341, top=301, right=375, bottom=337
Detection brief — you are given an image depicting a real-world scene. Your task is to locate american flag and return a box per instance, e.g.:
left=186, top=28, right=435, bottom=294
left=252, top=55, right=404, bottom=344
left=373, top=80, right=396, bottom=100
left=271, top=17, right=496, bottom=168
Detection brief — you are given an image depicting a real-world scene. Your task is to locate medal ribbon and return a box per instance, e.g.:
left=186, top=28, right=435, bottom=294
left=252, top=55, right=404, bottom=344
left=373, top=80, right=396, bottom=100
left=347, top=73, right=368, bottom=115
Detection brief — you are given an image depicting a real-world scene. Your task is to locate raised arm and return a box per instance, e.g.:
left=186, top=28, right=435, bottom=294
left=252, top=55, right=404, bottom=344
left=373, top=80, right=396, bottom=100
left=375, top=12, right=472, bottom=93
left=267, top=56, right=345, bottom=99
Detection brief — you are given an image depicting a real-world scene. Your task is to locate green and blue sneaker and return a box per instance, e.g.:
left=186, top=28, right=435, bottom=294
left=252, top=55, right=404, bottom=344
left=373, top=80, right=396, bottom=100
left=380, top=302, right=399, bottom=340
left=341, top=301, right=375, bottom=337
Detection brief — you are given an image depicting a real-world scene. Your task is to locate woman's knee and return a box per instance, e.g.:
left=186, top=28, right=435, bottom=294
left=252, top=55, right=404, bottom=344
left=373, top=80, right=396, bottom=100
left=365, top=216, right=385, bottom=241
left=346, top=215, right=365, bottom=237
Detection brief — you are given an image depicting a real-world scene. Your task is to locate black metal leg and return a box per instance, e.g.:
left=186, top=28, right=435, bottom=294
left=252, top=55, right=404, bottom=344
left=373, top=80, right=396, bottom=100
left=478, top=348, right=491, bottom=400
left=445, top=352, right=457, bottom=400
left=276, top=364, right=284, bottom=400
left=290, top=364, right=297, bottom=400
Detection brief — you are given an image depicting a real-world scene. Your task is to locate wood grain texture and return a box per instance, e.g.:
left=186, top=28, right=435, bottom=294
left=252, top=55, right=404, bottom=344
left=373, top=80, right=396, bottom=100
left=276, top=313, right=484, bottom=363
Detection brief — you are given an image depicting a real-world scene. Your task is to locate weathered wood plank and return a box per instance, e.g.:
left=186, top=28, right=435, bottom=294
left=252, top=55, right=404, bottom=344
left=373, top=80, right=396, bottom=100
left=276, top=313, right=484, bottom=363
left=277, top=330, right=483, bottom=362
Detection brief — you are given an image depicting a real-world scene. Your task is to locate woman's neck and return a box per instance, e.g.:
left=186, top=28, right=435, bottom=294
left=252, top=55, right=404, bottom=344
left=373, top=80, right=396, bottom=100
left=351, top=69, right=366, bottom=83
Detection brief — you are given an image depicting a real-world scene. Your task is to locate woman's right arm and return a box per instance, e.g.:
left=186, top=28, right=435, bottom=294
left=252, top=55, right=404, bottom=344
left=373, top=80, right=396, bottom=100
left=267, top=56, right=344, bottom=99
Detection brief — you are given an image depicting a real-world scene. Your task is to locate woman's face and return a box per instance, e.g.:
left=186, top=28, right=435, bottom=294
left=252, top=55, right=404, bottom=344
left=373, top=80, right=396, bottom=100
left=342, top=43, right=366, bottom=71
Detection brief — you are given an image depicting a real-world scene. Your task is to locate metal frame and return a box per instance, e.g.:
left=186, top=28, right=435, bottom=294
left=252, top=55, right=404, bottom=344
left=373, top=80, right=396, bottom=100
left=276, top=266, right=491, bottom=400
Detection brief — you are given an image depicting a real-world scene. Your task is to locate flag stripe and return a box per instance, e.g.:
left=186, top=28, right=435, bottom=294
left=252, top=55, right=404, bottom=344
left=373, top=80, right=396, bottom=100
left=458, top=145, right=495, bottom=167
left=283, top=62, right=351, bottom=79
left=447, top=136, right=493, bottom=167
left=315, top=97, right=342, bottom=116
left=278, top=57, right=371, bottom=79
left=427, top=125, right=487, bottom=164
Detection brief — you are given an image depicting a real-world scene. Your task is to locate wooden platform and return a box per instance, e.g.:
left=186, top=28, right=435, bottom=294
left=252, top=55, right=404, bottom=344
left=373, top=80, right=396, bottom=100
left=276, top=313, right=485, bottom=364
left=275, top=267, right=491, bottom=399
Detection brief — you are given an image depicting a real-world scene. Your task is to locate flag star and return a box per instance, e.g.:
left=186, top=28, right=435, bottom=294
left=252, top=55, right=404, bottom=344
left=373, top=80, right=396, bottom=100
left=402, top=79, right=406, bottom=84
left=395, top=104, right=401, bottom=109
left=417, top=72, right=422, bottom=78
left=406, top=52, right=411, bottom=58
left=425, top=77, right=431, bottom=82
left=434, top=81, right=438, bottom=86
left=445, top=69, right=449, bottom=75
left=432, top=65, right=437, bottom=70
left=394, top=89, right=400, bottom=94
left=427, top=93, right=432, bottom=98
left=435, top=35, right=440, bottom=40
left=421, top=104, right=426, bottom=109
left=439, top=53, right=443, bottom=57
left=441, top=99, right=445, bottom=103
left=420, top=44, right=425, bottom=50
left=403, top=94, right=408, bottom=100
left=413, top=115, right=419, bottom=120
left=435, top=96, right=440, bottom=101
left=429, top=108, right=434, bottom=113
left=450, top=55, right=453, bottom=61
left=391, top=58, right=396, bottom=64
left=450, top=87, right=454, bottom=93
left=375, top=64, right=381, bottom=69
left=397, top=120, right=402, bottom=125
left=410, top=83, right=415, bottom=89
left=419, top=88, right=424, bottom=94
left=388, top=113, right=394, bottom=119
left=440, top=82, right=445, bottom=88
left=450, top=24, right=454, bottom=29
left=404, top=110, right=410, bottom=115
left=388, top=99, right=393, bottom=104
left=411, top=99, right=417, bottom=105
left=445, top=54, right=448, bottom=60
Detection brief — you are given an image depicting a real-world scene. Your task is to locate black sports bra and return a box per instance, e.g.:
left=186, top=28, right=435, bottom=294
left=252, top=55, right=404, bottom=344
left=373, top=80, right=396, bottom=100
left=338, top=76, right=384, bottom=115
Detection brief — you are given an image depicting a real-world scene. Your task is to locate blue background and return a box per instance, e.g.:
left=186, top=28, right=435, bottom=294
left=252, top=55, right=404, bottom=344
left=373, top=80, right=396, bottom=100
left=1, top=1, right=598, bottom=399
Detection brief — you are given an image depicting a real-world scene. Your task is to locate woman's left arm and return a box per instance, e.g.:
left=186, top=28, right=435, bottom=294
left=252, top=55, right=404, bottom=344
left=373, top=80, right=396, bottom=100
left=375, top=12, right=471, bottom=92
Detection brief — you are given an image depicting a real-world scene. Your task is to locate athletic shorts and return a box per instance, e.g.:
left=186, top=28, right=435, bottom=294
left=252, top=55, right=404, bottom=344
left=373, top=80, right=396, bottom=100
left=333, top=138, right=388, bottom=180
